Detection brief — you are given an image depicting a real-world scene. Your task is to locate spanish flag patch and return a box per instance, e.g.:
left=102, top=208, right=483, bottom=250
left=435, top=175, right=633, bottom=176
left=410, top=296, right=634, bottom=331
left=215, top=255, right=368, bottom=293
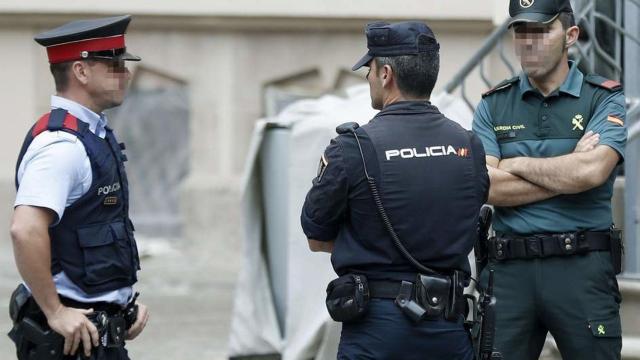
left=607, top=115, right=624, bottom=126
left=456, top=148, right=470, bottom=157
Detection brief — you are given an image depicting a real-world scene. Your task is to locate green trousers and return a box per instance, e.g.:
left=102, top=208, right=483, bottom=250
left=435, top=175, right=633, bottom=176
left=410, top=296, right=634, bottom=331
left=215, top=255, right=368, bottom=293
left=480, top=251, right=622, bottom=360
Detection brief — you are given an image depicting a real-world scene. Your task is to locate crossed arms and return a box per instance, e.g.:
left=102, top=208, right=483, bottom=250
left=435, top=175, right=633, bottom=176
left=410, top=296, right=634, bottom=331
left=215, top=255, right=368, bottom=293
left=487, top=131, right=621, bottom=207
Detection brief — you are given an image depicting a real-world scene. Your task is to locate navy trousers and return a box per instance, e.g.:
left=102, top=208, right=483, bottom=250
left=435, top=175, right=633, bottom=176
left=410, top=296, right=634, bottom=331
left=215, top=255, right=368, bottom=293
left=337, top=299, right=474, bottom=360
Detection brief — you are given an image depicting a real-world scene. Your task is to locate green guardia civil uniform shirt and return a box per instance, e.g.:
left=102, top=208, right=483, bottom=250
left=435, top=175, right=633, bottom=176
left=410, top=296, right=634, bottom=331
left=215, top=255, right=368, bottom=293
left=472, top=61, right=627, bottom=235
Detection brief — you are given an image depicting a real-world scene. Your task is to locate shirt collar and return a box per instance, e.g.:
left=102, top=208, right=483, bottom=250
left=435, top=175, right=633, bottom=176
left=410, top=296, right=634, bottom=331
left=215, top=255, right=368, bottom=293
left=50, top=95, right=109, bottom=137
left=375, top=100, right=439, bottom=117
left=518, top=60, right=584, bottom=98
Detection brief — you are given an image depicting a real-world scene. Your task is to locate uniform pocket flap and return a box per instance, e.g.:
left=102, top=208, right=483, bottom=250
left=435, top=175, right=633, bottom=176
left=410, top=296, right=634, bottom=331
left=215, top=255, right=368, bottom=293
left=588, top=316, right=621, bottom=338
left=109, top=221, right=126, bottom=240
left=77, top=224, right=114, bottom=247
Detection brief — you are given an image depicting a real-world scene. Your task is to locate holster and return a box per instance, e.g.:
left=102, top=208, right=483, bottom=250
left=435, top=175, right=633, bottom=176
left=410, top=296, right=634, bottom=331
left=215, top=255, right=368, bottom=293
left=7, top=285, right=64, bottom=360
left=475, top=206, right=493, bottom=275
left=610, top=227, right=623, bottom=275
left=9, top=284, right=30, bottom=324
left=11, top=318, right=64, bottom=360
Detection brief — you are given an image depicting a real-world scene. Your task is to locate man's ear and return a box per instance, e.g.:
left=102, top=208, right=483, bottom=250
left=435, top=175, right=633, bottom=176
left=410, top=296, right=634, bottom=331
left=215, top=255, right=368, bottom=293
left=381, top=64, right=393, bottom=87
left=71, top=61, right=90, bottom=85
left=565, top=25, right=580, bottom=48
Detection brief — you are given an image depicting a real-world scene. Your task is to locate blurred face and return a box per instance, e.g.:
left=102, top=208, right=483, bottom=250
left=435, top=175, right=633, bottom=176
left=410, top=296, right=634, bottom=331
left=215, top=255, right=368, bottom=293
left=513, top=18, right=567, bottom=80
left=366, top=60, right=384, bottom=110
left=85, top=59, right=131, bottom=110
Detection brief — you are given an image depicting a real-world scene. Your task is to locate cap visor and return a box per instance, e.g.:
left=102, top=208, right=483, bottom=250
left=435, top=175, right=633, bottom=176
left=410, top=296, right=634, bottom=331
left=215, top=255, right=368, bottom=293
left=508, top=13, right=558, bottom=27
left=351, top=53, right=373, bottom=71
left=119, top=51, right=141, bottom=62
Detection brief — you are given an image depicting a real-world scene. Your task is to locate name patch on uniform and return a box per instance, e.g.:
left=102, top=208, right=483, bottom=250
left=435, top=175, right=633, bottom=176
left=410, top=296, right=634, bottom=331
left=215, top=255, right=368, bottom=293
left=104, top=196, right=118, bottom=206
left=316, top=154, right=328, bottom=182
left=494, top=124, right=526, bottom=132
left=385, top=145, right=466, bottom=160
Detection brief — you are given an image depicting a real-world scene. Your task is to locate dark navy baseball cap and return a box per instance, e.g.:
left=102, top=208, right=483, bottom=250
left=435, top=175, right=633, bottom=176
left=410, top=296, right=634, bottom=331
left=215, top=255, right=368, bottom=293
left=509, top=0, right=573, bottom=27
left=351, top=21, right=440, bottom=71
left=34, top=15, right=140, bottom=64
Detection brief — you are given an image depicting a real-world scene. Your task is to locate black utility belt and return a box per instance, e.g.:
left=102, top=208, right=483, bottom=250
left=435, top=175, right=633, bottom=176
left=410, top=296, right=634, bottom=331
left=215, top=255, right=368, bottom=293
left=489, top=231, right=612, bottom=261
left=8, top=285, right=140, bottom=360
left=325, top=271, right=467, bottom=324
left=60, top=295, right=138, bottom=348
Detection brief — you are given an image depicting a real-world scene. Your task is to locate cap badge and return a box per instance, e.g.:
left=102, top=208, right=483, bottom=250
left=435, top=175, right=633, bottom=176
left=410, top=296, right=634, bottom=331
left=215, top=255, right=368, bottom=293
left=520, top=0, right=534, bottom=8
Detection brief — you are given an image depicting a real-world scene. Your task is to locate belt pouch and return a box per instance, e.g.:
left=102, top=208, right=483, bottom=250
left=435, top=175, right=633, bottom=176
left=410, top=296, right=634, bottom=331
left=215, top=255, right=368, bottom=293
left=610, top=228, right=623, bottom=274
left=414, top=274, right=450, bottom=319
left=107, top=316, right=127, bottom=347
left=325, top=274, right=370, bottom=322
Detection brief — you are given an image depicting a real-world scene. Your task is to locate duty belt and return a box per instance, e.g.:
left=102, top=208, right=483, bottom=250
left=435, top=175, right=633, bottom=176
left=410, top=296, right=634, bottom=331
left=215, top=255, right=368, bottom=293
left=368, top=276, right=466, bottom=321
left=369, top=280, right=408, bottom=299
left=488, top=231, right=611, bottom=261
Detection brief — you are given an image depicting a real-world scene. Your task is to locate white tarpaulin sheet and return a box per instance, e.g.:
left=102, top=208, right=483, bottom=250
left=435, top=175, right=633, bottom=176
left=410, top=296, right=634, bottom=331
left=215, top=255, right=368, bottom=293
left=229, top=85, right=474, bottom=360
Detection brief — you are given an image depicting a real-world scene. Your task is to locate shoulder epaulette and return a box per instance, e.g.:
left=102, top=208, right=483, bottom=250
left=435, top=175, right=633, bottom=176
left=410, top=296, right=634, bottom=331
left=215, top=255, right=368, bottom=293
left=482, top=76, right=519, bottom=98
left=32, top=109, right=80, bottom=138
left=335, top=122, right=359, bottom=135
left=584, top=74, right=622, bottom=91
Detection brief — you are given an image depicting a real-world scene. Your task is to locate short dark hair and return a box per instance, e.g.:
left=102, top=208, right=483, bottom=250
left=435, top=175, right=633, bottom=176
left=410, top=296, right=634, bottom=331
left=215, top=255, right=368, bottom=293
left=374, top=36, right=440, bottom=98
left=558, top=11, right=576, bottom=30
left=49, top=62, right=73, bottom=92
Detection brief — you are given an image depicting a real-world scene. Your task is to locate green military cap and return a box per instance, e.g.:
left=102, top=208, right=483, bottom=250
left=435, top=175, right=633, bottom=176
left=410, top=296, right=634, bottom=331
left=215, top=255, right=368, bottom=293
left=508, top=0, right=573, bottom=27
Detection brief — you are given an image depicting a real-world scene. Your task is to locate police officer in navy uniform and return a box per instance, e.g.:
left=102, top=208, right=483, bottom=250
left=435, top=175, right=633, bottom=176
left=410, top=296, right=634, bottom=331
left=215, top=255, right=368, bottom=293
left=301, top=21, right=489, bottom=359
left=472, top=0, right=627, bottom=358
left=9, top=15, right=148, bottom=359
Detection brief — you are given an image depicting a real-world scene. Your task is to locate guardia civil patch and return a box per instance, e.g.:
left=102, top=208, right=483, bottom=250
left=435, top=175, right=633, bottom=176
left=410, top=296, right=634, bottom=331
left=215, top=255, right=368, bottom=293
left=316, top=154, right=328, bottom=182
left=571, top=114, right=585, bottom=131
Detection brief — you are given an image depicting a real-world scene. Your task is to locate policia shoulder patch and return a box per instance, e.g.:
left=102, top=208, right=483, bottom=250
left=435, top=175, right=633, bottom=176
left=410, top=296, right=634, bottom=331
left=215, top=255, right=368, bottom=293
left=316, top=154, right=328, bottom=182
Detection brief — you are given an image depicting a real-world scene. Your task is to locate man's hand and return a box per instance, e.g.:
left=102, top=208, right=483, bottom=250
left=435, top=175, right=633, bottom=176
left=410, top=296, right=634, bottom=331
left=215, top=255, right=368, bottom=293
left=47, top=305, right=99, bottom=357
left=126, top=302, right=149, bottom=340
left=573, top=131, right=600, bottom=153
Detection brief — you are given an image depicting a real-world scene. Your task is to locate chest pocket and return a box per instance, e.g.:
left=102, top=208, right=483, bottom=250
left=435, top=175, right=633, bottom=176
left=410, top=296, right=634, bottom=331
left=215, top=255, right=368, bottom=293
left=495, top=129, right=518, bottom=141
left=492, top=98, right=595, bottom=145
left=76, top=221, right=134, bottom=285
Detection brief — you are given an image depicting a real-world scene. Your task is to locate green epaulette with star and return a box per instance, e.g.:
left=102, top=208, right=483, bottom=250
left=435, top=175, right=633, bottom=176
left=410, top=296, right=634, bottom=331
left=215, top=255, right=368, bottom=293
left=584, top=74, right=623, bottom=92
left=481, top=76, right=520, bottom=98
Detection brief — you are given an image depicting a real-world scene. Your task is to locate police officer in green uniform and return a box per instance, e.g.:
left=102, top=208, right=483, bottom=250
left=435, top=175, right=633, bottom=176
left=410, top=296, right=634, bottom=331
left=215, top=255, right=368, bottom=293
left=472, top=0, right=627, bottom=359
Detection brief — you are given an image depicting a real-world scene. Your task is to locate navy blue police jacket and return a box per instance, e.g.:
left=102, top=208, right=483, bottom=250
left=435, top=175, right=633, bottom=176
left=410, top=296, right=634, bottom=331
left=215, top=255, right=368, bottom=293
left=301, top=101, right=489, bottom=282
left=15, top=108, right=140, bottom=295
